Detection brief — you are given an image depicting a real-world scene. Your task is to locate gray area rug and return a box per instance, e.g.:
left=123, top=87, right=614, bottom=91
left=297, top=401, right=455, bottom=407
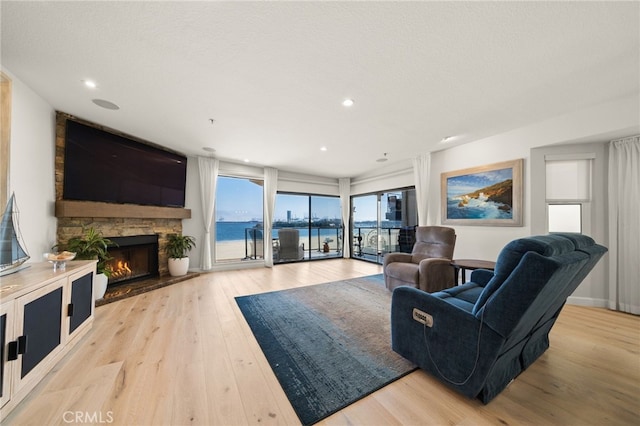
left=235, top=274, right=416, bottom=425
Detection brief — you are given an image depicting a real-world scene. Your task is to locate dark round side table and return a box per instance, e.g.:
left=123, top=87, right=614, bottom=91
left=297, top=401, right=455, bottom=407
left=450, top=259, right=497, bottom=285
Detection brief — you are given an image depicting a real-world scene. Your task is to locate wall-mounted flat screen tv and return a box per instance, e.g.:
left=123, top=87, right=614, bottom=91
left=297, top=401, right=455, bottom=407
left=63, top=119, right=187, bottom=208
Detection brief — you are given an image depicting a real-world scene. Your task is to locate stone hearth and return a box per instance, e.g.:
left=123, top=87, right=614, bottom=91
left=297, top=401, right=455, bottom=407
left=96, top=272, right=200, bottom=306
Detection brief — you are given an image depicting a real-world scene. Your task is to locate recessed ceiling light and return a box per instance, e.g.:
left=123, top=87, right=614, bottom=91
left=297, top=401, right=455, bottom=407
left=92, top=99, right=119, bottom=110
left=202, top=147, right=216, bottom=153
left=440, top=136, right=455, bottom=143
left=376, top=153, right=388, bottom=162
left=320, top=146, right=327, bottom=151
left=244, top=158, right=250, bottom=163
left=82, top=79, right=97, bottom=89
left=342, top=99, right=354, bottom=107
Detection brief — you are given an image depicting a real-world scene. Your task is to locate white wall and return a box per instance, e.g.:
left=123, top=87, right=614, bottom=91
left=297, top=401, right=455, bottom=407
left=6, top=62, right=638, bottom=307
left=426, top=95, right=638, bottom=306
left=342, top=95, right=636, bottom=306
left=350, top=161, right=413, bottom=196
left=4, top=68, right=57, bottom=263
left=345, top=95, right=637, bottom=267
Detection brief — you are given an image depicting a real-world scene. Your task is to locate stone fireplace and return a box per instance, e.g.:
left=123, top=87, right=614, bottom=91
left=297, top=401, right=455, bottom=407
left=56, top=211, right=188, bottom=278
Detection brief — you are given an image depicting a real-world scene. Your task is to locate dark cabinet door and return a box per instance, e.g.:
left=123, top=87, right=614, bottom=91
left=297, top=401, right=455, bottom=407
left=21, top=287, right=63, bottom=378
left=69, top=272, right=93, bottom=334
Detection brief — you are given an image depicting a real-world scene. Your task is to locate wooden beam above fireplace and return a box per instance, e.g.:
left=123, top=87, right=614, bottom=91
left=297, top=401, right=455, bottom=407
left=55, top=200, right=191, bottom=219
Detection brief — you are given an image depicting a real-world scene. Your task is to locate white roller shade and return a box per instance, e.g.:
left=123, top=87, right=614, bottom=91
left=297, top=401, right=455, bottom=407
left=545, top=158, right=592, bottom=201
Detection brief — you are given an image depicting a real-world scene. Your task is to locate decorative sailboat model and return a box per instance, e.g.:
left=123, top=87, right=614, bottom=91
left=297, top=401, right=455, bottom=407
left=0, top=193, right=30, bottom=276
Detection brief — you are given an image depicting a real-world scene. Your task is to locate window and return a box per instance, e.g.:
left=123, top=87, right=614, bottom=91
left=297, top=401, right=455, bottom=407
left=548, top=204, right=581, bottom=233
left=311, top=195, right=342, bottom=255
left=215, top=176, right=264, bottom=262
left=352, top=194, right=378, bottom=261
left=273, top=193, right=342, bottom=263
left=352, top=188, right=417, bottom=264
left=545, top=159, right=592, bottom=201
left=545, top=155, right=593, bottom=234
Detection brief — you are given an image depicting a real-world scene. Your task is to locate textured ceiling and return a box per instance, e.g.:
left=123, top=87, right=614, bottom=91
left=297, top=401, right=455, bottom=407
left=2, top=1, right=639, bottom=178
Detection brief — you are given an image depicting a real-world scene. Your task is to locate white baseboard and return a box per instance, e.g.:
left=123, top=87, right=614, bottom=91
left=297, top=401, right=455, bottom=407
left=190, top=261, right=266, bottom=273
left=566, top=296, right=608, bottom=308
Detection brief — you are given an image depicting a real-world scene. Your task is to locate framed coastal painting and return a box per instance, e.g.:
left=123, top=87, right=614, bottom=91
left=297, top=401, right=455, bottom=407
left=441, top=159, right=523, bottom=226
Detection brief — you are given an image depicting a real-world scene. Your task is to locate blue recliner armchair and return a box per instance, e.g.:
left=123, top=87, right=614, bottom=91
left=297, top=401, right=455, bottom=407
left=390, top=233, right=607, bottom=403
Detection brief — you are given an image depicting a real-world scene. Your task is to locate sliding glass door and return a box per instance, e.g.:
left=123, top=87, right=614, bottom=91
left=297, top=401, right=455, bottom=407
left=310, top=195, right=343, bottom=256
left=351, top=188, right=417, bottom=264
left=273, top=193, right=342, bottom=263
left=352, top=194, right=379, bottom=261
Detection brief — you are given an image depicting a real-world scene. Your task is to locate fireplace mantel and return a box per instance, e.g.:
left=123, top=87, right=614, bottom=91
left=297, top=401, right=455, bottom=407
left=55, top=200, right=191, bottom=219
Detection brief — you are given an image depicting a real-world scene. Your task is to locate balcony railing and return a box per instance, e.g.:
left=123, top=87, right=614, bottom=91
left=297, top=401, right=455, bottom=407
left=243, top=226, right=343, bottom=260
left=243, top=225, right=414, bottom=262
left=352, top=226, right=415, bottom=260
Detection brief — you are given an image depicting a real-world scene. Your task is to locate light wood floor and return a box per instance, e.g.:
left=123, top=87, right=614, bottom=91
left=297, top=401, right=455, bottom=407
left=4, top=259, right=639, bottom=425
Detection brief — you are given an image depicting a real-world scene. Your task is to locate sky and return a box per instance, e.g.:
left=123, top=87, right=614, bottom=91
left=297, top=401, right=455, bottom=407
left=215, top=176, right=341, bottom=222
left=446, top=168, right=512, bottom=197
left=215, top=176, right=410, bottom=223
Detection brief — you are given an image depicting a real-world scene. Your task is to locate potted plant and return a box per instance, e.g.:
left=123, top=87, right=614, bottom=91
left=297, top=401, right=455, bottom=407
left=165, top=234, right=196, bottom=276
left=63, top=227, right=116, bottom=300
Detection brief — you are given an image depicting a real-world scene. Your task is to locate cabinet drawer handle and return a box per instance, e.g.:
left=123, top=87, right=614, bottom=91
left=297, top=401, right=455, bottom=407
left=68, top=303, right=74, bottom=317
left=17, top=335, right=28, bottom=355
left=7, top=335, right=27, bottom=360
left=7, top=341, right=18, bottom=360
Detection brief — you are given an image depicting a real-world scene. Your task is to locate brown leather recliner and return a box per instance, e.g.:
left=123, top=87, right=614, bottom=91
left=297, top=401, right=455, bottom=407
left=383, top=226, right=456, bottom=292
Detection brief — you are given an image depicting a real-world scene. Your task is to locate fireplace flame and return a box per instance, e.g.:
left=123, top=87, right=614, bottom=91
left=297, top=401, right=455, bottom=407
left=111, top=260, right=133, bottom=279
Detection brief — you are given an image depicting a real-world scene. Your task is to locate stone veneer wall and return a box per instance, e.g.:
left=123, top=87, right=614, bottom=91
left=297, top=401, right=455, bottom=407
left=56, top=217, right=180, bottom=276
left=54, top=112, right=184, bottom=276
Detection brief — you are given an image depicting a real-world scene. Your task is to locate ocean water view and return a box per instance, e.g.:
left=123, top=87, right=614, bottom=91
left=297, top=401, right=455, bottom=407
left=216, top=221, right=342, bottom=242
left=447, top=197, right=512, bottom=219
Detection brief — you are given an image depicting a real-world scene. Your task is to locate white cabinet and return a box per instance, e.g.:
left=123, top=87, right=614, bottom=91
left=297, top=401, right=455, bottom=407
left=11, top=277, right=66, bottom=400
left=0, top=300, right=15, bottom=409
left=0, top=260, right=96, bottom=420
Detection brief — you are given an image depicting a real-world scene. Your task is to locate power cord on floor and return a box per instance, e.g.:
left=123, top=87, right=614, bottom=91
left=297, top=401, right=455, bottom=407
left=422, top=308, right=485, bottom=386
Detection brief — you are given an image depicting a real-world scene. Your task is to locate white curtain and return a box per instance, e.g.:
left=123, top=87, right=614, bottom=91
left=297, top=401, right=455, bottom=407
left=339, top=177, right=351, bottom=258
left=608, top=136, right=640, bottom=314
left=263, top=167, right=278, bottom=267
left=198, top=156, right=219, bottom=271
left=413, top=153, right=431, bottom=226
